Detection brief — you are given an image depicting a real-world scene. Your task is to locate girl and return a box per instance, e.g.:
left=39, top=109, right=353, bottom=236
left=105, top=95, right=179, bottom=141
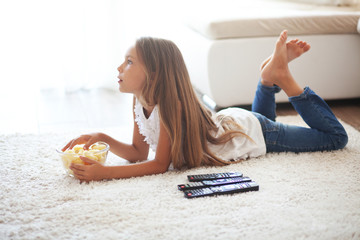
left=63, top=30, right=348, bottom=182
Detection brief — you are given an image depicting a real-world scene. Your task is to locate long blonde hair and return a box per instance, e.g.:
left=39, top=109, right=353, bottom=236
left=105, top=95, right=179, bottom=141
left=136, top=37, right=246, bottom=169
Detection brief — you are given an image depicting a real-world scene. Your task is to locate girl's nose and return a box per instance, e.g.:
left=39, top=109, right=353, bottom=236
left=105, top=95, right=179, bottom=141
left=117, top=64, right=123, bottom=73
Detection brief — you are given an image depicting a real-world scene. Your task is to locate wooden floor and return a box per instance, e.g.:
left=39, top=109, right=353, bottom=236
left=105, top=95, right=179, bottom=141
left=1, top=89, right=359, bottom=135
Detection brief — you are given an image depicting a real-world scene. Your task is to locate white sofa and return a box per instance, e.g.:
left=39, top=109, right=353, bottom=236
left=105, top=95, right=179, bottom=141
left=173, top=0, right=360, bottom=109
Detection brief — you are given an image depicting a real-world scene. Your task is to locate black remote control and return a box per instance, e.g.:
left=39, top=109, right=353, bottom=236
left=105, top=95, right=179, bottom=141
left=187, top=172, right=243, bottom=182
left=178, top=177, right=252, bottom=191
left=184, top=181, right=259, bottom=198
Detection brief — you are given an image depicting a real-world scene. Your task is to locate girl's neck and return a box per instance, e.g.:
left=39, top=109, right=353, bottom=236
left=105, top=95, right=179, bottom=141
left=142, top=106, right=154, bottom=119
left=136, top=95, right=154, bottom=119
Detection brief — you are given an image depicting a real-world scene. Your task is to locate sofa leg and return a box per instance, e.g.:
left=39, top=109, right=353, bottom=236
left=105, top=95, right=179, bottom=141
left=193, top=87, right=218, bottom=112
left=202, top=94, right=218, bottom=112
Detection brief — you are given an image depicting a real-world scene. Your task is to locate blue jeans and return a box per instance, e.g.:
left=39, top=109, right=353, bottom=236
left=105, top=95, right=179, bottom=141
left=251, top=80, right=348, bottom=153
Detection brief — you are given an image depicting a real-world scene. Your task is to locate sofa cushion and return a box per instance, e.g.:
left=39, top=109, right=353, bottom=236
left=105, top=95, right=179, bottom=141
left=186, top=0, right=360, bottom=39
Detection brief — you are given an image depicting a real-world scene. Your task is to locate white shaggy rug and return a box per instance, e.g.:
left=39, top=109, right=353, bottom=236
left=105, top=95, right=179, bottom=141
left=1, top=116, right=360, bottom=240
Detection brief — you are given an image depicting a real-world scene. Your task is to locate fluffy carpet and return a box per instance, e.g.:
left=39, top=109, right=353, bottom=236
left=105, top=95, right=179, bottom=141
left=1, top=116, right=360, bottom=240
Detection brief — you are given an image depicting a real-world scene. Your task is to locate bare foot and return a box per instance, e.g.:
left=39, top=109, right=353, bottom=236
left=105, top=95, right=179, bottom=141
left=261, top=30, right=289, bottom=86
left=260, top=30, right=303, bottom=97
left=260, top=38, right=311, bottom=70
left=287, top=39, right=311, bottom=62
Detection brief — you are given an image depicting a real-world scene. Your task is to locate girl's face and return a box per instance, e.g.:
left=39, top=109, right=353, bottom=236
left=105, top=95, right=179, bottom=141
left=117, top=46, right=147, bottom=98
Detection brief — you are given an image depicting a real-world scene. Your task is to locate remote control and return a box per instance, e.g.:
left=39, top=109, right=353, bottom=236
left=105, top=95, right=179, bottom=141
left=184, top=181, right=259, bottom=198
left=178, top=177, right=252, bottom=191
left=187, top=172, right=243, bottom=182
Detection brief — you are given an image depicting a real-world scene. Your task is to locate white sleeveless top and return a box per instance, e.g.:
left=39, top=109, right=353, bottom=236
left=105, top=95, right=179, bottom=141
left=134, top=99, right=160, bottom=152
left=134, top=100, right=266, bottom=161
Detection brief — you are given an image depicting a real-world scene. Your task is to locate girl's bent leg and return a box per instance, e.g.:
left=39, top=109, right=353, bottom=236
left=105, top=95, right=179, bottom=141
left=256, top=87, right=348, bottom=153
left=288, top=87, right=348, bottom=150
left=251, top=79, right=281, bottom=121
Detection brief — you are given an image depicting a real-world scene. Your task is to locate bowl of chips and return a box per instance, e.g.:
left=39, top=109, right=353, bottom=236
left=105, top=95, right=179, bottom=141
left=57, top=142, right=110, bottom=176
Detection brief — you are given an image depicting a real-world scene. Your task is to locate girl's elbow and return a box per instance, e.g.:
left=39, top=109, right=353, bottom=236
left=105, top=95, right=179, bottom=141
left=158, top=163, right=170, bottom=174
left=158, top=167, right=168, bottom=174
left=154, top=160, right=170, bottom=174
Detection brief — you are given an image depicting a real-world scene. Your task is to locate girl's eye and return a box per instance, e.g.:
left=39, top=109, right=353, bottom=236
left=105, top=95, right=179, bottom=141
left=127, top=59, right=133, bottom=65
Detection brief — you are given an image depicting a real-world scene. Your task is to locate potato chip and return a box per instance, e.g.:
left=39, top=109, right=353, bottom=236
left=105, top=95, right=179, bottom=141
left=90, top=144, right=107, bottom=150
left=59, top=142, right=109, bottom=176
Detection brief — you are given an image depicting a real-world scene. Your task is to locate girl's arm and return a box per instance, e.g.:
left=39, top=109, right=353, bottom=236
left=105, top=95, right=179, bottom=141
left=62, top=97, right=150, bottom=162
left=104, top=118, right=172, bottom=179
left=70, top=117, right=172, bottom=181
left=70, top=97, right=172, bottom=181
left=101, top=97, right=150, bottom=162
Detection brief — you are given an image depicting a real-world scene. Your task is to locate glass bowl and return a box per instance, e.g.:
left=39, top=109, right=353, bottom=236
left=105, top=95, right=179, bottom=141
left=56, top=142, right=110, bottom=176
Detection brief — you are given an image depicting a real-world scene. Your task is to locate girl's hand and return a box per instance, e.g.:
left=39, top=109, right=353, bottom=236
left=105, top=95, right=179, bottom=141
left=70, top=156, right=107, bottom=182
left=62, top=133, right=104, bottom=151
